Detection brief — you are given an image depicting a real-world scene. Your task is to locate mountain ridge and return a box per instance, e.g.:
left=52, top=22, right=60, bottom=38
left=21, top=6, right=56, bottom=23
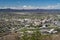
left=0, top=8, right=60, bottom=13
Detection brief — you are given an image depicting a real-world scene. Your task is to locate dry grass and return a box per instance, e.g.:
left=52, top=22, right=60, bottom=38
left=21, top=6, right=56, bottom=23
left=0, top=33, right=60, bottom=40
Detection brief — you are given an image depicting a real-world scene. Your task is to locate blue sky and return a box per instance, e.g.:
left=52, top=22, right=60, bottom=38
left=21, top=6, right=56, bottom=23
left=0, top=0, right=60, bottom=9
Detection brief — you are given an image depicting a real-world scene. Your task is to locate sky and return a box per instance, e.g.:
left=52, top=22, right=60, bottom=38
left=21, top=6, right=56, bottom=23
left=0, top=0, right=60, bottom=9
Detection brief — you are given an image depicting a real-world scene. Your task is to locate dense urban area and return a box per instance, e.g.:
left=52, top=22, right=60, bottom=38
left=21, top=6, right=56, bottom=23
left=0, top=12, right=60, bottom=40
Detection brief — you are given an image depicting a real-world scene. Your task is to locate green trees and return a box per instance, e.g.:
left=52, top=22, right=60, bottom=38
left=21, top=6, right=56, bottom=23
left=20, top=28, right=51, bottom=40
left=19, top=28, right=53, bottom=40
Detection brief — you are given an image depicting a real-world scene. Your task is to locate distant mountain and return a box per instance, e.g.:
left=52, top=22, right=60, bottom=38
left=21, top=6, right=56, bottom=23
left=0, top=8, right=60, bottom=13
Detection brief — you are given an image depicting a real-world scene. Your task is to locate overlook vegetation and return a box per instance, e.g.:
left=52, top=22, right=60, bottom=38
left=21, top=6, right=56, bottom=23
left=0, top=12, right=60, bottom=40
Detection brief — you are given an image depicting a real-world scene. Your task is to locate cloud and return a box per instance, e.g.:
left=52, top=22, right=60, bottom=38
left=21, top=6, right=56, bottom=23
left=21, top=3, right=60, bottom=9
left=0, top=6, right=22, bottom=9
left=39, top=3, right=60, bottom=9
left=22, top=3, right=60, bottom=9
left=0, top=3, right=60, bottom=9
left=22, top=5, right=37, bottom=9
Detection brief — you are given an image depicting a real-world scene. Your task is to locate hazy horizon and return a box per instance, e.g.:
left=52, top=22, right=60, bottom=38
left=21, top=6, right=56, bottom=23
left=0, top=0, right=60, bottom=9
